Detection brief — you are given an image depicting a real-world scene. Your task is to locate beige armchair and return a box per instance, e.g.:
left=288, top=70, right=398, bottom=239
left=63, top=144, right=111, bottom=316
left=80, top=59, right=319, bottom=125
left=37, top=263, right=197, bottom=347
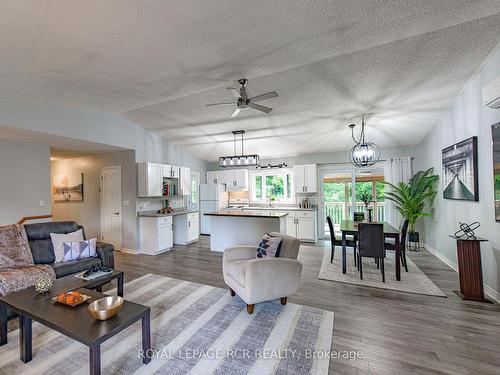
left=222, top=232, right=302, bottom=314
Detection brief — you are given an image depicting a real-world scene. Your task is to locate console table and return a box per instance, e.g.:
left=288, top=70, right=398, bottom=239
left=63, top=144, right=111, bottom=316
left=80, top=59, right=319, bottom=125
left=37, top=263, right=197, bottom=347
left=449, top=235, right=490, bottom=302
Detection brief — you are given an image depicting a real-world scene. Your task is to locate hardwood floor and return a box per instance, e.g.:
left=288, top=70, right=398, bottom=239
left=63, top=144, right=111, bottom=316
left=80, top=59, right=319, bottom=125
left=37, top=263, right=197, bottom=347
left=113, top=235, right=500, bottom=375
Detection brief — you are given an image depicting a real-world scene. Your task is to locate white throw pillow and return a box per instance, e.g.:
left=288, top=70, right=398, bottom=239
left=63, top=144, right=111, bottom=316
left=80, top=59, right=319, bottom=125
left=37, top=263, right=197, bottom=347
left=62, top=238, right=97, bottom=261
left=50, top=229, right=84, bottom=263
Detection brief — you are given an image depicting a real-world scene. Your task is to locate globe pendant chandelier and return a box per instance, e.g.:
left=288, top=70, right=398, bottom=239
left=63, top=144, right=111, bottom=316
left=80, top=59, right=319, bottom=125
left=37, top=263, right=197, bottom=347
left=348, top=114, right=380, bottom=168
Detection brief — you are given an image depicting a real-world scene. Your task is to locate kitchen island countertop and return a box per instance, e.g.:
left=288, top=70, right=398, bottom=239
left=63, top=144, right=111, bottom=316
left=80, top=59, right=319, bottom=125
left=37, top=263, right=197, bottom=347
left=204, top=210, right=288, bottom=218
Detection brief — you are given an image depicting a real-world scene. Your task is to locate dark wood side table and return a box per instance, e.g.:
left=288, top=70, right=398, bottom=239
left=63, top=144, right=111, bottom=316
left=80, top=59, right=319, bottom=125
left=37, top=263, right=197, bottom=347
left=449, top=235, right=490, bottom=303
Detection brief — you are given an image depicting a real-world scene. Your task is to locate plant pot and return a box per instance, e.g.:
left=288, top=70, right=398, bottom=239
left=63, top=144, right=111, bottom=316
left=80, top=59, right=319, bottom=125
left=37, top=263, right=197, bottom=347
left=408, top=232, right=420, bottom=251
left=409, top=232, right=420, bottom=242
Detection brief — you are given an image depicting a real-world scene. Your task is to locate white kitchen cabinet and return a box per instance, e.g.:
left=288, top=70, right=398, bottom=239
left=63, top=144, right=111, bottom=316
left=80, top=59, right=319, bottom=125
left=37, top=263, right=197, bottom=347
left=242, top=208, right=317, bottom=242
left=162, top=164, right=180, bottom=178
left=161, top=164, right=172, bottom=179
left=171, top=166, right=180, bottom=178
left=173, top=212, right=199, bottom=245
left=226, top=169, right=248, bottom=191
left=206, top=169, right=247, bottom=190
left=180, top=167, right=191, bottom=195
left=294, top=164, right=317, bottom=193
left=297, top=217, right=315, bottom=240
left=207, top=170, right=227, bottom=185
left=138, top=162, right=163, bottom=197
left=285, top=216, right=296, bottom=237
left=139, top=216, right=173, bottom=255
left=216, top=170, right=228, bottom=186
left=207, top=171, right=217, bottom=184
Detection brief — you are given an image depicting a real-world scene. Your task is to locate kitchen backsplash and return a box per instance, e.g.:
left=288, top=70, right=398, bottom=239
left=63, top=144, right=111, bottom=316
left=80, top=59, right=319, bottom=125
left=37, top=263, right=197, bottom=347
left=137, top=195, right=185, bottom=212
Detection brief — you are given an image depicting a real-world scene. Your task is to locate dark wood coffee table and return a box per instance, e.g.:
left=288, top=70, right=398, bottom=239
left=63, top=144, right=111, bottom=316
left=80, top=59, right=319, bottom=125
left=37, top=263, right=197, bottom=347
left=2, top=287, right=150, bottom=375
left=0, top=270, right=124, bottom=346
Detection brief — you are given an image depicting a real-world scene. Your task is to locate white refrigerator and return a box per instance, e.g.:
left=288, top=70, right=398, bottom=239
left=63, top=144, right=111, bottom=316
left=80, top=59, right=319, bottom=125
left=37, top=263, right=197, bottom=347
left=200, top=184, right=228, bottom=235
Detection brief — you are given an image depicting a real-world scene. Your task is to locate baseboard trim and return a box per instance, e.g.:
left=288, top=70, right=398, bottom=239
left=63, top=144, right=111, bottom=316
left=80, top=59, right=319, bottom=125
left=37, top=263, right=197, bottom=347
left=423, top=243, right=500, bottom=303
left=118, top=247, right=139, bottom=254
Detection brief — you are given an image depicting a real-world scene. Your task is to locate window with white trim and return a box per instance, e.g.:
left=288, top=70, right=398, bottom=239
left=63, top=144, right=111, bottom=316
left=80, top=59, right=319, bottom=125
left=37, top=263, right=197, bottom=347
left=251, top=169, right=294, bottom=204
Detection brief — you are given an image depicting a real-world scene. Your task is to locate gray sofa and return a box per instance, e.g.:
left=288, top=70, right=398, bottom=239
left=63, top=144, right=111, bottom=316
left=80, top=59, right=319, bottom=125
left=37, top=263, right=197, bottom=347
left=3, top=221, right=114, bottom=320
left=24, top=221, right=114, bottom=277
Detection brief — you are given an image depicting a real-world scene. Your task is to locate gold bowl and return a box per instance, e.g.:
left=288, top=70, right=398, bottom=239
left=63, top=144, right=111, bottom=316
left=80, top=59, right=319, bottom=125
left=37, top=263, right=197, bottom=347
left=88, top=296, right=124, bottom=320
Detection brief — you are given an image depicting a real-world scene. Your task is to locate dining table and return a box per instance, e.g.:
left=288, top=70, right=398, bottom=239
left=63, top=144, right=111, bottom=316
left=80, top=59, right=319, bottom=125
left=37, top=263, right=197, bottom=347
left=340, top=220, right=402, bottom=281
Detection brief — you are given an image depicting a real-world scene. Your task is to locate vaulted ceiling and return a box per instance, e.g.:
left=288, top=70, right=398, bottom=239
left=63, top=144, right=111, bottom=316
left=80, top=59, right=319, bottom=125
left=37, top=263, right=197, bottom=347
left=1, top=1, right=500, bottom=161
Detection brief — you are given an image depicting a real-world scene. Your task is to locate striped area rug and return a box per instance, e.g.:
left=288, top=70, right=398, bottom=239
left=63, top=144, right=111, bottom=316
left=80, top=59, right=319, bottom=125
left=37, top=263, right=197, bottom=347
left=0, top=274, right=334, bottom=375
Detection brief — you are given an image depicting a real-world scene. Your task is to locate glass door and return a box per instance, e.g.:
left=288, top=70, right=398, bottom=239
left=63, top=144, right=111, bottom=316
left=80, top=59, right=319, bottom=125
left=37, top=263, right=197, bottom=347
left=319, top=170, right=354, bottom=238
left=319, top=167, right=385, bottom=239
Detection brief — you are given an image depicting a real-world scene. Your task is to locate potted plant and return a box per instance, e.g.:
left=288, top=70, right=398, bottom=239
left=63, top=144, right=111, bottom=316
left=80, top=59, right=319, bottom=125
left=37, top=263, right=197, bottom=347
left=384, top=168, right=439, bottom=244
left=357, top=191, right=373, bottom=222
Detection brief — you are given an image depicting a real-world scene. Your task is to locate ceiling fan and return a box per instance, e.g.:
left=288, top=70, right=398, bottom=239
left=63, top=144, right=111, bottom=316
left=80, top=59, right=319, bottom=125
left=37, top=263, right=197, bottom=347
left=206, top=79, right=278, bottom=118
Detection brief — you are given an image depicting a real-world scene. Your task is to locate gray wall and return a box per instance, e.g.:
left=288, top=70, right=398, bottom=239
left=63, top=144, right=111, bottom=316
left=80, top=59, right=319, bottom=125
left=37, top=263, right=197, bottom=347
left=414, top=44, right=500, bottom=299
left=0, top=139, right=51, bottom=225
left=51, top=150, right=138, bottom=250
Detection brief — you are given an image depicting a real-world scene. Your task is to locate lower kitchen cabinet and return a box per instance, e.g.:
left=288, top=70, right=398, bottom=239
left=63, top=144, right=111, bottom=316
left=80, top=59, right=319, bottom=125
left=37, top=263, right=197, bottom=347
left=139, top=216, right=173, bottom=255
left=244, top=208, right=317, bottom=242
left=173, top=212, right=200, bottom=245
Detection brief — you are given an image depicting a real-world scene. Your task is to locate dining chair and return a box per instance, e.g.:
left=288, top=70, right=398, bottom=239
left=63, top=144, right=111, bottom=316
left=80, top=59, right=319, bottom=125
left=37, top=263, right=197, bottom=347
left=327, top=216, right=357, bottom=264
left=385, top=219, right=409, bottom=272
left=357, top=223, right=386, bottom=282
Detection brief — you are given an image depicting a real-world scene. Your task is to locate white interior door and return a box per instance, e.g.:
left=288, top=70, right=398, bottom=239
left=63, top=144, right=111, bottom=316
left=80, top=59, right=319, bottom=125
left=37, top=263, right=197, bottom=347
left=100, top=166, right=122, bottom=250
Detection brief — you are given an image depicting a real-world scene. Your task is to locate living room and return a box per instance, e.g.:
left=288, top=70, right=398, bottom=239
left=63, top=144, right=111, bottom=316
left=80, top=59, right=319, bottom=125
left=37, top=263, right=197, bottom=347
left=1, top=2, right=500, bottom=375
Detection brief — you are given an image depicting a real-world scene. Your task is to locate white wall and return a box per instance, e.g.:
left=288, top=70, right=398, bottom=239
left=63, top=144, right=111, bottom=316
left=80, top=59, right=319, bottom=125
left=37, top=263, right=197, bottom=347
left=415, top=44, right=500, bottom=299
left=0, top=97, right=209, bottom=177
left=51, top=150, right=138, bottom=250
left=208, top=145, right=418, bottom=171
left=0, top=139, right=51, bottom=225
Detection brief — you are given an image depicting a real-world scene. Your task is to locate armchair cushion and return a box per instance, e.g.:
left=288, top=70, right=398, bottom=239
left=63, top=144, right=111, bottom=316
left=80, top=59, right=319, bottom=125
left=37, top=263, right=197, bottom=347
left=245, top=258, right=302, bottom=304
left=268, top=232, right=300, bottom=259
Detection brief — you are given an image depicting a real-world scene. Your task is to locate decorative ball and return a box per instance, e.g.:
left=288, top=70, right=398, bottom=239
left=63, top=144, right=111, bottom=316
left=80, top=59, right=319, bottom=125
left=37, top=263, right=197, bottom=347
left=35, top=278, right=53, bottom=294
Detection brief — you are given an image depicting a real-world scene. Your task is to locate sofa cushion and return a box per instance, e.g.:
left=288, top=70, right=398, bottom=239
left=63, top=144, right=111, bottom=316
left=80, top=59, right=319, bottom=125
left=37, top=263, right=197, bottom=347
left=0, top=224, right=34, bottom=269
left=0, top=264, right=55, bottom=296
left=51, top=229, right=84, bottom=263
left=24, top=221, right=81, bottom=264
left=225, top=259, right=247, bottom=287
left=51, top=257, right=102, bottom=278
left=63, top=239, right=97, bottom=261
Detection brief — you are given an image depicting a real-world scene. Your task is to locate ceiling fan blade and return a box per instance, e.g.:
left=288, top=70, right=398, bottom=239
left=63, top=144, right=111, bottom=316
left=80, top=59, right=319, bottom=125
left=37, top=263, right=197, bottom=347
left=206, top=102, right=235, bottom=106
left=230, top=108, right=241, bottom=118
left=249, top=102, right=272, bottom=113
left=249, top=91, right=278, bottom=102
left=226, top=87, right=241, bottom=98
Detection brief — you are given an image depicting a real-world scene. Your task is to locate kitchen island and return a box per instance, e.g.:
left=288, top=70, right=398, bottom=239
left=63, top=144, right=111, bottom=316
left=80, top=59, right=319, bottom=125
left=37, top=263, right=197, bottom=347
left=204, top=210, right=288, bottom=252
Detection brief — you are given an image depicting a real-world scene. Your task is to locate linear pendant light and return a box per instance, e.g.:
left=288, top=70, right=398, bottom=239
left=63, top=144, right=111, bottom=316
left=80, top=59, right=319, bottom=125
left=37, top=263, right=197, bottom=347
left=219, top=130, right=260, bottom=167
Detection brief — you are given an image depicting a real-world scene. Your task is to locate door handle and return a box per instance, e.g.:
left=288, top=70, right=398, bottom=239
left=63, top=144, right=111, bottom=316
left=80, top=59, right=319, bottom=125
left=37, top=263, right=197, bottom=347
left=188, top=222, right=191, bottom=227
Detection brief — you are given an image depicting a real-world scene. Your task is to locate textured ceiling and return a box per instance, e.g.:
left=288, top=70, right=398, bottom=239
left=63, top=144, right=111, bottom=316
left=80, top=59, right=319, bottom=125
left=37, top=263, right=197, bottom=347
left=1, top=1, right=500, bottom=161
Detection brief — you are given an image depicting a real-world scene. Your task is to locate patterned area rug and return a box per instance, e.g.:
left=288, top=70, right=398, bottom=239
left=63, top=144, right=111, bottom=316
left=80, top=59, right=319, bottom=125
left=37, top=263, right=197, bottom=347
left=317, top=247, right=446, bottom=297
left=0, top=274, right=334, bottom=375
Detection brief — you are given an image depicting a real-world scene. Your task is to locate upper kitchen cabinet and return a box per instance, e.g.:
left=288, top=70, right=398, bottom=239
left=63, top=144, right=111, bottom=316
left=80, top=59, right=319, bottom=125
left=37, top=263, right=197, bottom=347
left=225, top=169, right=248, bottom=191
left=294, top=164, right=317, bottom=193
left=179, top=167, right=191, bottom=196
left=206, top=169, right=247, bottom=191
left=162, top=164, right=180, bottom=178
left=206, top=171, right=217, bottom=184
left=138, top=162, right=163, bottom=197
left=206, top=170, right=227, bottom=185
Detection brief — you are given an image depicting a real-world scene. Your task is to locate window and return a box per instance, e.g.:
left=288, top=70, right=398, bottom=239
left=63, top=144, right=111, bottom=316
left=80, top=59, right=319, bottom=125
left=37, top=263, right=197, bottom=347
left=251, top=169, right=294, bottom=203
